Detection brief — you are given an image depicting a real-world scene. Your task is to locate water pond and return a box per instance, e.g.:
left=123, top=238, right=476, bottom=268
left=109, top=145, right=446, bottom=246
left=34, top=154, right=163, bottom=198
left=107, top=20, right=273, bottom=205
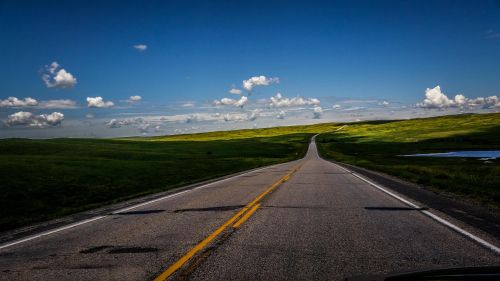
left=401, top=151, right=500, bottom=160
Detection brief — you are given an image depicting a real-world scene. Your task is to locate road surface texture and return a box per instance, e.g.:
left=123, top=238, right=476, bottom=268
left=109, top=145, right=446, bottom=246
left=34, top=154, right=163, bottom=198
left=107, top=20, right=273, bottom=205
left=1, top=137, right=499, bottom=281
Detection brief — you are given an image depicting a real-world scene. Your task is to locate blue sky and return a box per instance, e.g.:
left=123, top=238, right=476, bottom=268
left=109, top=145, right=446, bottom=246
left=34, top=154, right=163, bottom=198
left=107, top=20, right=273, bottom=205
left=1, top=0, right=499, bottom=137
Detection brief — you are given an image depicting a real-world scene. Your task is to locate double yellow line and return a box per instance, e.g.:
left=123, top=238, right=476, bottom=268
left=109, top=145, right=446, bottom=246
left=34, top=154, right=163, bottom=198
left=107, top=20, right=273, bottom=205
left=153, top=162, right=304, bottom=281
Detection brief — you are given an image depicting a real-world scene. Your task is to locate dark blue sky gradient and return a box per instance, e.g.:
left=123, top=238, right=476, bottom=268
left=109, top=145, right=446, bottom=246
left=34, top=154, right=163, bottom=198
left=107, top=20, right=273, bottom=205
left=1, top=0, right=500, bottom=103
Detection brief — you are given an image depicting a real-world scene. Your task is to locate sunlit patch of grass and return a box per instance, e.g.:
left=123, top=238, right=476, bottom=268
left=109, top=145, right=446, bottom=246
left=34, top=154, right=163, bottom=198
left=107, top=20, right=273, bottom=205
left=317, top=112, right=500, bottom=207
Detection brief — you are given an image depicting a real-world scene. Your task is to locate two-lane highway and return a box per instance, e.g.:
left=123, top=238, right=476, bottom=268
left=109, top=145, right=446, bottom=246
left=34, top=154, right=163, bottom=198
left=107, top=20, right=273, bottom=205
left=1, top=137, right=499, bottom=281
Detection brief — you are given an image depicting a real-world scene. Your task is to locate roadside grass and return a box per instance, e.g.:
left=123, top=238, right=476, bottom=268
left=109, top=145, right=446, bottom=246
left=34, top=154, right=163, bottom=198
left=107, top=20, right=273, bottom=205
left=0, top=133, right=312, bottom=232
left=316, top=113, right=500, bottom=208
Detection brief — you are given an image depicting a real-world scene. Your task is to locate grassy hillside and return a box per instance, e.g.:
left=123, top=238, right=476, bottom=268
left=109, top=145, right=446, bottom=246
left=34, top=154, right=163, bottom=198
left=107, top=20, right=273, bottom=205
left=316, top=113, right=500, bottom=207
left=2, top=112, right=498, bottom=232
left=0, top=134, right=312, bottom=232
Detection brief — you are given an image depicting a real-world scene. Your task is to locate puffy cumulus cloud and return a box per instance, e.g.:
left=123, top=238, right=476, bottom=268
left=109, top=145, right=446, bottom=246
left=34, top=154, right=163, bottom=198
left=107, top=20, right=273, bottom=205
left=38, top=99, right=77, bottom=109
left=6, top=111, right=64, bottom=128
left=379, top=101, right=389, bottom=106
left=233, top=96, right=248, bottom=107
left=417, top=86, right=455, bottom=108
left=128, top=95, right=142, bottom=103
left=242, top=76, right=279, bottom=91
left=229, top=88, right=242, bottom=95
left=332, top=104, right=341, bottom=109
left=313, top=106, right=323, bottom=119
left=213, top=96, right=248, bottom=108
left=0, top=97, right=38, bottom=107
left=42, top=62, right=77, bottom=89
left=417, top=86, right=500, bottom=109
left=87, top=97, right=114, bottom=108
left=269, top=93, right=320, bottom=107
left=133, top=44, right=147, bottom=51
left=276, top=110, right=286, bottom=119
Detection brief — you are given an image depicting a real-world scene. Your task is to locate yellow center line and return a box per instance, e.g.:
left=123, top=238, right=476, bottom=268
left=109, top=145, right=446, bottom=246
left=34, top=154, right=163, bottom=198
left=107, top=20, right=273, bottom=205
left=233, top=203, right=261, bottom=228
left=153, top=162, right=304, bottom=281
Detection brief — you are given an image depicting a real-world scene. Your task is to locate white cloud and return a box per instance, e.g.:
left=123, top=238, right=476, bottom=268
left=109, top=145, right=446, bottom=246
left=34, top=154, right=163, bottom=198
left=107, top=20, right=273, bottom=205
left=229, top=88, right=242, bottom=95
left=417, top=85, right=500, bottom=109
left=313, top=106, right=323, bottom=119
left=276, top=110, right=286, bottom=119
left=0, top=97, right=77, bottom=109
left=332, top=104, right=341, bottom=109
left=38, top=99, right=77, bottom=109
left=417, top=86, right=455, bottom=108
left=0, top=97, right=38, bottom=107
left=6, top=111, right=64, bottom=128
left=128, top=95, right=142, bottom=103
left=233, top=96, right=248, bottom=108
left=213, top=96, right=248, bottom=108
left=223, top=113, right=244, bottom=122
left=42, top=62, right=77, bottom=89
left=269, top=93, right=320, bottom=107
left=468, top=96, right=500, bottom=108
left=379, top=101, right=389, bottom=106
left=242, top=75, right=279, bottom=91
left=107, top=119, right=127, bottom=128
left=133, top=44, right=147, bottom=51
left=87, top=97, right=114, bottom=108
left=222, top=98, right=236, bottom=105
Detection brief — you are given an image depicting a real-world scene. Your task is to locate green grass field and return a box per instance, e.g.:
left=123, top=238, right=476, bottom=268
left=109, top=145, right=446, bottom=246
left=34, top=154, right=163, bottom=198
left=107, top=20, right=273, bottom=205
left=1, top=112, right=499, bottom=232
left=316, top=113, right=500, bottom=208
left=0, top=133, right=313, bottom=232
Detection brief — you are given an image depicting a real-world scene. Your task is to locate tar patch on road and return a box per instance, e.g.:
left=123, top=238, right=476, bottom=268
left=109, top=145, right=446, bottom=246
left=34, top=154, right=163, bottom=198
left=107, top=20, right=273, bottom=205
left=115, top=210, right=165, bottom=215
left=108, top=247, right=158, bottom=254
left=364, top=206, right=428, bottom=211
left=80, top=245, right=158, bottom=254
left=80, top=245, right=113, bottom=254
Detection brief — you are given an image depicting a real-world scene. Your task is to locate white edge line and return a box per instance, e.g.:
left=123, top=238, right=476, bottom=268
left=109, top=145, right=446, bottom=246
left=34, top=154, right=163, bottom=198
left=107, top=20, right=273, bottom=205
left=341, top=165, right=500, bottom=255
left=0, top=216, right=106, bottom=250
left=0, top=162, right=289, bottom=251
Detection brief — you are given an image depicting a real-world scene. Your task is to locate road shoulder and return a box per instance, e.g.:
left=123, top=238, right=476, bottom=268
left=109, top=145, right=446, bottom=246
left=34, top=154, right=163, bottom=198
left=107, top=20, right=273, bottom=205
left=325, top=159, right=500, bottom=242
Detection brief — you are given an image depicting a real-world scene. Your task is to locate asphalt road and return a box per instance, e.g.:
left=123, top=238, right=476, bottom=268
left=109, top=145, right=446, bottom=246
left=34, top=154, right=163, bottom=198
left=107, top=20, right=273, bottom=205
left=1, top=138, right=499, bottom=281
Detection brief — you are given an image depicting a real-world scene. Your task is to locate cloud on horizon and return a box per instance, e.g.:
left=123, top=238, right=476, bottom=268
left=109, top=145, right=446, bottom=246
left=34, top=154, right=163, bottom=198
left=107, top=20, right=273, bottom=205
left=269, top=93, right=320, bottom=107
left=0, top=97, right=77, bottom=109
left=5, top=111, right=64, bottom=128
left=417, top=85, right=500, bottom=109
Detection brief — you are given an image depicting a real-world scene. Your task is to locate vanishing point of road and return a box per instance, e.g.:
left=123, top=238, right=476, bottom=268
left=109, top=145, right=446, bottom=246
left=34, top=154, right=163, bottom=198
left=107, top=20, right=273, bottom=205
left=1, top=137, right=499, bottom=280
